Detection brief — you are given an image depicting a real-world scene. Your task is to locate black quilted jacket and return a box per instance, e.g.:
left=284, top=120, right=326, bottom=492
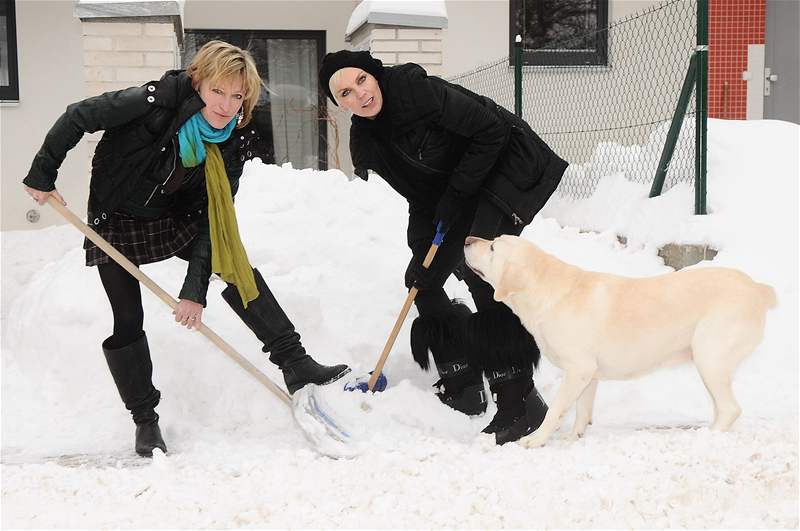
left=23, top=70, right=267, bottom=305
left=349, top=63, right=568, bottom=245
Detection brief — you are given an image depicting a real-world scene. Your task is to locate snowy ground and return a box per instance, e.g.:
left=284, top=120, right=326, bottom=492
left=2, top=119, right=798, bottom=528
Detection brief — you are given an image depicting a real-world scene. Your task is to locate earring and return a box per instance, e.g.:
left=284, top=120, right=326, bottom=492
left=237, top=108, right=244, bottom=125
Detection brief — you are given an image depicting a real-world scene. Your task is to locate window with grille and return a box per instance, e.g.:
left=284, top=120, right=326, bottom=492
left=0, top=0, right=19, bottom=101
left=510, top=0, right=608, bottom=66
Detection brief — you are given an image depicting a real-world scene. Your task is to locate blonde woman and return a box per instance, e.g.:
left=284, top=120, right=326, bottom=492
left=24, top=41, right=349, bottom=458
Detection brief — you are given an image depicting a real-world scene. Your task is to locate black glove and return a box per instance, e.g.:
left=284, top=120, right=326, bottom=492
left=404, top=256, right=440, bottom=291
left=433, top=186, right=468, bottom=234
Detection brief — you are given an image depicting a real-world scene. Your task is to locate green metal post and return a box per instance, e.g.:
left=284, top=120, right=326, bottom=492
left=695, top=0, right=708, bottom=214
left=650, top=53, right=698, bottom=198
left=514, top=35, right=522, bottom=118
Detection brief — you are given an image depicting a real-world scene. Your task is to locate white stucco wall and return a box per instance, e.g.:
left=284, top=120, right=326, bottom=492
left=1, top=1, right=87, bottom=231
left=442, top=0, right=506, bottom=77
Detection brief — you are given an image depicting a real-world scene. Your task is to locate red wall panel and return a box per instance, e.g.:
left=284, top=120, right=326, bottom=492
left=708, top=0, right=766, bottom=119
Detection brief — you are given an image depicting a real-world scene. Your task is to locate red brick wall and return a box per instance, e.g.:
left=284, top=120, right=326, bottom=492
left=709, top=0, right=765, bottom=119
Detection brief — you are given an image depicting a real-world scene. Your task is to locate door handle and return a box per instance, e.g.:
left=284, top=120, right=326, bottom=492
left=765, top=67, right=778, bottom=96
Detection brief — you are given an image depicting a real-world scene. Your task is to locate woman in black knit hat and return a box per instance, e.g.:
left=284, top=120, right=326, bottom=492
left=320, top=50, right=568, bottom=444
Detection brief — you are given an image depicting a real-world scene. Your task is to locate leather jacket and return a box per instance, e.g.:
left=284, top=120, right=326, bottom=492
left=24, top=70, right=267, bottom=305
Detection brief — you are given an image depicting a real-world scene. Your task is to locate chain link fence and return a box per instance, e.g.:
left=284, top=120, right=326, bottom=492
left=449, top=0, right=697, bottom=199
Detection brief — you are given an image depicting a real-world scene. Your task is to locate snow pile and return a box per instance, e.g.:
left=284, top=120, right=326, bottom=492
left=2, top=119, right=797, bottom=528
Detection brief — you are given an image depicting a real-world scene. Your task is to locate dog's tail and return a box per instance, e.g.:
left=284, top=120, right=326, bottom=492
left=758, top=283, right=778, bottom=310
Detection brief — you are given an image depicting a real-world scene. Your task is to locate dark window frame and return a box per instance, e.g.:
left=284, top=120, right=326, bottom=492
left=183, top=29, right=328, bottom=170
left=0, top=0, right=20, bottom=101
left=509, top=0, right=609, bottom=67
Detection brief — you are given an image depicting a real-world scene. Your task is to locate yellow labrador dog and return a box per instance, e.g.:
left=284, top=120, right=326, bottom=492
left=463, top=235, right=777, bottom=448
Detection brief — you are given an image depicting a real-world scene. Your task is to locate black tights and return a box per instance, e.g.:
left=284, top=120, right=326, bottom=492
left=98, top=261, right=144, bottom=348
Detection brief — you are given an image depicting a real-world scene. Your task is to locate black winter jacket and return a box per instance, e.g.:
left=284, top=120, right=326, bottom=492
left=23, top=70, right=266, bottom=305
left=349, top=63, right=568, bottom=244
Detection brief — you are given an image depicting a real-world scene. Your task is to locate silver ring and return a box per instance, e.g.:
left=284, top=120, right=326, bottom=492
left=191, top=317, right=197, bottom=320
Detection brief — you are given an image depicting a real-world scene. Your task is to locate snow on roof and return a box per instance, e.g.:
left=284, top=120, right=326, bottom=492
left=75, top=0, right=182, bottom=19
left=346, top=0, right=447, bottom=38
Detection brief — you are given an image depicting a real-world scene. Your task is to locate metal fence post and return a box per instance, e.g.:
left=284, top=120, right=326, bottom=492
left=695, top=0, right=708, bottom=214
left=650, top=53, right=698, bottom=197
left=514, top=35, right=522, bottom=118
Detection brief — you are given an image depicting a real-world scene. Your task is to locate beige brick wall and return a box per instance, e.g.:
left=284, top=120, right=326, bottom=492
left=81, top=20, right=179, bottom=158
left=81, top=21, right=177, bottom=96
left=350, top=24, right=444, bottom=76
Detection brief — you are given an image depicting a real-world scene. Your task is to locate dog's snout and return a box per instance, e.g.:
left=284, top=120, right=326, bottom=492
left=464, top=236, right=479, bottom=247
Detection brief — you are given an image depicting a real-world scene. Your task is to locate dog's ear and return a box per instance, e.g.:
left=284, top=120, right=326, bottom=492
left=492, top=262, right=523, bottom=302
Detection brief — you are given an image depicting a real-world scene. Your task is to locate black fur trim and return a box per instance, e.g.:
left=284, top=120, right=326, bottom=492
left=410, top=300, right=472, bottom=371
left=465, top=305, right=541, bottom=371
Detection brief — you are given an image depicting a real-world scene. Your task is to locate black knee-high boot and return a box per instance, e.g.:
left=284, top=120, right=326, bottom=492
left=482, top=366, right=533, bottom=434
left=411, top=300, right=487, bottom=416
left=465, top=305, right=548, bottom=444
left=221, top=268, right=350, bottom=395
left=494, top=385, right=548, bottom=445
left=102, top=331, right=167, bottom=457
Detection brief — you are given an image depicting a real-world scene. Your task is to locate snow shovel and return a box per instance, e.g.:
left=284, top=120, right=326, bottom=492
left=347, top=222, right=447, bottom=392
left=47, top=197, right=354, bottom=457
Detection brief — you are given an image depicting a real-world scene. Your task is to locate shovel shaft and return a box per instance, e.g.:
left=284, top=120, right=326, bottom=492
left=367, top=241, right=440, bottom=390
left=48, top=197, right=291, bottom=405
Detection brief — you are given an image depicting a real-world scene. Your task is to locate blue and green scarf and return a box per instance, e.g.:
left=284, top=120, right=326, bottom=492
left=178, top=112, right=258, bottom=307
left=178, top=112, right=238, bottom=167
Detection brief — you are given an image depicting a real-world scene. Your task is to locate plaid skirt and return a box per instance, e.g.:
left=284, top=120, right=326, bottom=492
left=85, top=213, right=199, bottom=267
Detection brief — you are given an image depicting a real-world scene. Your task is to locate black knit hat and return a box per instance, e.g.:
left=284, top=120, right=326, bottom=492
left=319, top=50, right=384, bottom=106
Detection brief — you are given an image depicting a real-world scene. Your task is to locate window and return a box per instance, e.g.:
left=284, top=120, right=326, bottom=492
left=0, top=0, right=19, bottom=100
left=510, top=0, right=608, bottom=66
left=184, top=30, right=328, bottom=170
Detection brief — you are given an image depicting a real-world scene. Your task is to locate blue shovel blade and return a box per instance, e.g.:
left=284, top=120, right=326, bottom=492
left=344, top=371, right=388, bottom=393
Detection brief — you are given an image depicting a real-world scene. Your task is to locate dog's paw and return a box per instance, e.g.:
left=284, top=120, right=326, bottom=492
left=566, top=430, right=583, bottom=442
left=519, top=433, right=547, bottom=449
left=568, top=424, right=589, bottom=441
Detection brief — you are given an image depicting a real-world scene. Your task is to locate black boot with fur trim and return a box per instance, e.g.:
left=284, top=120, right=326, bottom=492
left=464, top=304, right=548, bottom=443
left=432, top=360, right=487, bottom=416
left=481, top=366, right=533, bottom=434
left=495, top=386, right=548, bottom=445
left=411, top=301, right=487, bottom=416
left=465, top=304, right=542, bottom=371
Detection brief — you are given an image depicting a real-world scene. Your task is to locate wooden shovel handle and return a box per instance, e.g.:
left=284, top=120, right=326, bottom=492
left=47, top=197, right=291, bottom=405
left=367, top=241, right=440, bottom=391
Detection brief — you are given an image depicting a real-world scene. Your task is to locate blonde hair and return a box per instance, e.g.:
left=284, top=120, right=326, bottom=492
left=328, top=69, right=347, bottom=105
left=186, top=40, right=261, bottom=128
